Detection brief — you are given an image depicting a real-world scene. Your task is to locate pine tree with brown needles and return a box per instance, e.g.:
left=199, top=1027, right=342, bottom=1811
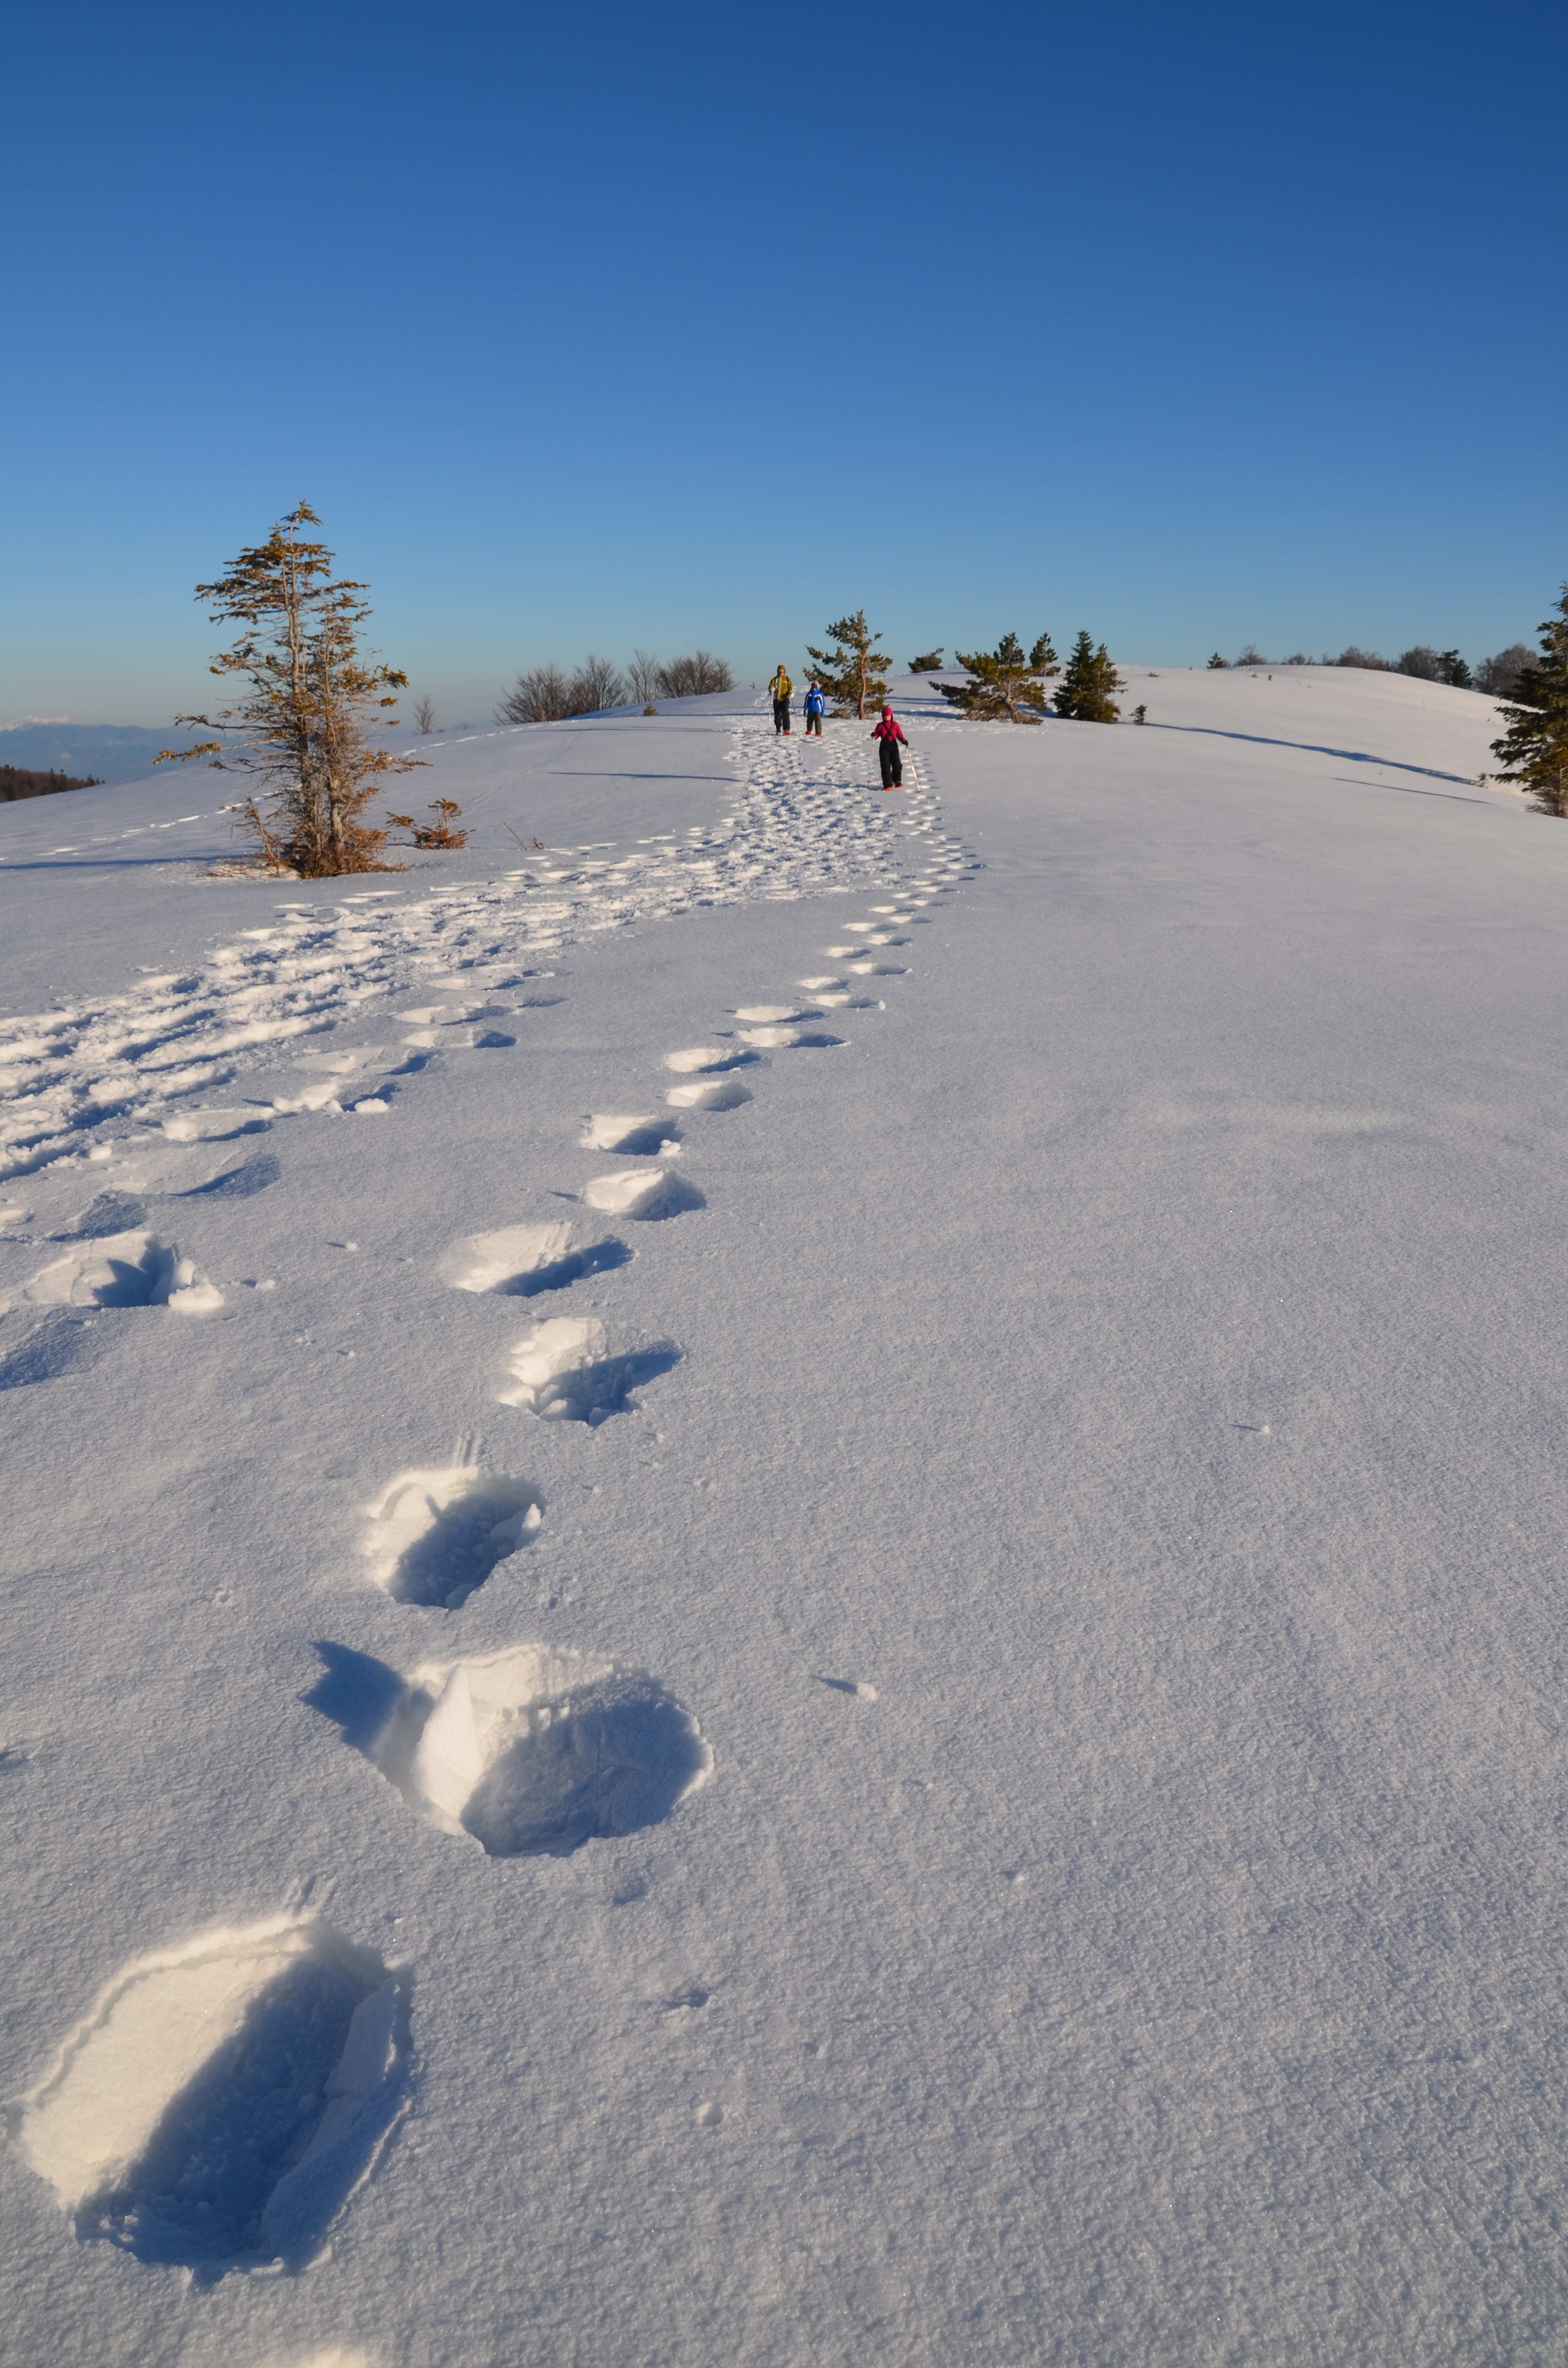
left=804, top=610, right=888, bottom=719
left=940, top=632, right=1058, bottom=723
left=1488, top=586, right=1568, bottom=817
left=158, top=503, right=421, bottom=874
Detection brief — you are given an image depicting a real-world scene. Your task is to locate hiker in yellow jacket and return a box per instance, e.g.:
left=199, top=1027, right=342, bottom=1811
left=769, top=665, right=793, bottom=736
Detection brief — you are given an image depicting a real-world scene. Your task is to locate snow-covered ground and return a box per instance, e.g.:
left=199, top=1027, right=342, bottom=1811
left=3, top=666, right=1566, bottom=2366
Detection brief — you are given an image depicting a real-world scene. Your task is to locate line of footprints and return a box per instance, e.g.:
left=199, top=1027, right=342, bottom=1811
left=9, top=820, right=974, bottom=2283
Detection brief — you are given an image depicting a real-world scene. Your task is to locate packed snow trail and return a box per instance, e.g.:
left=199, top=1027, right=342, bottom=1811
left=0, top=718, right=941, bottom=1180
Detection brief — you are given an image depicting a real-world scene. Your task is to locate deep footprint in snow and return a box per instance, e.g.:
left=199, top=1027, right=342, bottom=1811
left=363, top=1468, right=543, bottom=1608
left=581, top=1114, right=680, bottom=1156
left=497, top=1317, right=681, bottom=1422
left=355, top=1643, right=712, bottom=1857
left=11, top=1916, right=409, bottom=2281
left=663, top=1045, right=763, bottom=1075
left=440, top=1221, right=632, bottom=1297
left=582, top=1170, right=705, bottom=1220
left=664, top=1076, right=753, bottom=1113
left=736, top=1025, right=844, bottom=1050
left=23, top=1231, right=221, bottom=1315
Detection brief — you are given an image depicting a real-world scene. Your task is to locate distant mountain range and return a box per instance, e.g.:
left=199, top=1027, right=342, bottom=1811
left=0, top=721, right=211, bottom=783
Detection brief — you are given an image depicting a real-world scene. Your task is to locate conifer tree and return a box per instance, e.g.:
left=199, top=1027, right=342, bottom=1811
left=1207, top=651, right=1228, bottom=668
left=939, top=632, right=1058, bottom=724
left=1489, top=586, right=1568, bottom=816
left=908, top=649, right=945, bottom=673
left=158, top=504, right=419, bottom=874
left=1054, top=630, right=1124, bottom=722
left=804, top=610, right=888, bottom=718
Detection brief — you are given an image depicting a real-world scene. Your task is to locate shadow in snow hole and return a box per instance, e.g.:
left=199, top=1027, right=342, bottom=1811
left=494, top=1237, right=633, bottom=1297
left=383, top=1482, right=540, bottom=1609
left=78, top=1950, right=408, bottom=2283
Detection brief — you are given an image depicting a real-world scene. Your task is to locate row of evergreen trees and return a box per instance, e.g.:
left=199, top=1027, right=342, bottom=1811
left=0, top=764, right=103, bottom=803
left=802, top=614, right=1125, bottom=723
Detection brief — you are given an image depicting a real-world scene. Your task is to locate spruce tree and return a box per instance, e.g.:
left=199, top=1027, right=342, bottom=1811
left=804, top=610, right=888, bottom=718
left=159, top=504, right=419, bottom=873
left=1207, top=651, right=1228, bottom=668
left=1489, top=586, right=1568, bottom=816
left=939, top=632, right=1058, bottom=724
left=1054, top=631, right=1124, bottom=722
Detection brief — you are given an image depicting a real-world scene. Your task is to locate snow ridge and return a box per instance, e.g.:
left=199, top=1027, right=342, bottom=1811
left=0, top=720, right=914, bottom=1180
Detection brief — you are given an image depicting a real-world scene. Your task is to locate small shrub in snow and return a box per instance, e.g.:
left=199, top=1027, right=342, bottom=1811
left=388, top=798, right=468, bottom=849
left=908, top=649, right=945, bottom=673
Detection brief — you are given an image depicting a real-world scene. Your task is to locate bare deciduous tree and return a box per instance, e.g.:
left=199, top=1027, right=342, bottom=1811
left=626, top=650, right=662, bottom=706
left=413, top=695, right=437, bottom=733
left=499, top=655, right=631, bottom=722
left=566, top=654, right=628, bottom=713
left=1476, top=643, right=1539, bottom=698
left=656, top=651, right=735, bottom=700
left=497, top=664, right=572, bottom=723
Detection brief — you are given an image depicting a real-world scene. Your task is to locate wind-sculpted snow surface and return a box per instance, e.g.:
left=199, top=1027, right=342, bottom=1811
left=0, top=719, right=911, bottom=1180
left=17, top=669, right=1558, bottom=2368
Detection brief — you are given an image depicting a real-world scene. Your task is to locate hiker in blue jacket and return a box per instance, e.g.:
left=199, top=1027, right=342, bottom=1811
left=803, top=681, right=826, bottom=737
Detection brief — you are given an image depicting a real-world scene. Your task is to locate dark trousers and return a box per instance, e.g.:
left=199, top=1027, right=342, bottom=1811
left=772, top=697, right=791, bottom=734
left=805, top=710, right=822, bottom=735
left=878, top=738, right=903, bottom=787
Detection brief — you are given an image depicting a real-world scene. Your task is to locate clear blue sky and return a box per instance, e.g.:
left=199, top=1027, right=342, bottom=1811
left=3, top=0, right=1564, bottom=725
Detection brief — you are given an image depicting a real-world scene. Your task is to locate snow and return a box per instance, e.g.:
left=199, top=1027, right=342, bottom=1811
left=2, top=668, right=1567, bottom=2362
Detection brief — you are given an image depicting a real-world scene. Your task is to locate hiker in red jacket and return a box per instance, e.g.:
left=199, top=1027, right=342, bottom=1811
left=871, top=705, right=907, bottom=790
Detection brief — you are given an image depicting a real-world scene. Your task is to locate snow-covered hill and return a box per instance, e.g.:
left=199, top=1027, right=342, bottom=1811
left=3, top=667, right=1566, bottom=2367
